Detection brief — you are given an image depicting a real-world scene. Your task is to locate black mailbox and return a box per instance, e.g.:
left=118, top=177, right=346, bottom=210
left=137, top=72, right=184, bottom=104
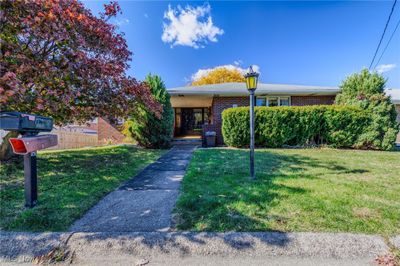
left=0, top=111, right=53, bottom=133
left=1, top=111, right=57, bottom=208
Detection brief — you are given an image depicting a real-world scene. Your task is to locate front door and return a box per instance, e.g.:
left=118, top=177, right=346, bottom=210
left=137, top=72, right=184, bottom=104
left=176, top=108, right=208, bottom=136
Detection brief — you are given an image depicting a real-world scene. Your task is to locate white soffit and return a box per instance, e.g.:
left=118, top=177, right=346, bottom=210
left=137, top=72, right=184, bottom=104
left=167, top=82, right=340, bottom=96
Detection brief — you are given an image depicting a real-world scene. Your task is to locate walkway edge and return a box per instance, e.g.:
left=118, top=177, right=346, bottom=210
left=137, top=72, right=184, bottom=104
left=0, top=231, right=393, bottom=263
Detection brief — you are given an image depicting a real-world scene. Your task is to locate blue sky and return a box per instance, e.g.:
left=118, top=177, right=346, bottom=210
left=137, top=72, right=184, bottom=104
left=83, top=1, right=400, bottom=89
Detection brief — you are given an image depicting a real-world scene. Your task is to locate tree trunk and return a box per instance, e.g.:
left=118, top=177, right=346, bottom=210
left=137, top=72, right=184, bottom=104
left=0, top=131, right=19, bottom=161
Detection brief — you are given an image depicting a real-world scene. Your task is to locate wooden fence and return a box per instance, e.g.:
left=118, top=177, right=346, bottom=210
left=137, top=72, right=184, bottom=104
left=45, top=131, right=98, bottom=150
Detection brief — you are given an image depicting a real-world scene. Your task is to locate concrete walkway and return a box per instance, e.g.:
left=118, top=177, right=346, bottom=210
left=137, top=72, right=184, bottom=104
left=1, top=231, right=397, bottom=265
left=69, top=144, right=198, bottom=232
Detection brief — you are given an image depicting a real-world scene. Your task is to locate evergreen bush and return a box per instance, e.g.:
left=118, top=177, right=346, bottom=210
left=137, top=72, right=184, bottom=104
left=222, top=105, right=370, bottom=149
left=335, top=69, right=399, bottom=150
left=124, top=74, right=174, bottom=148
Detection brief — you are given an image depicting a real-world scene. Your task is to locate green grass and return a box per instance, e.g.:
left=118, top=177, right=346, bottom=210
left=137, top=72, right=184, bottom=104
left=0, top=145, right=165, bottom=231
left=176, top=148, right=400, bottom=235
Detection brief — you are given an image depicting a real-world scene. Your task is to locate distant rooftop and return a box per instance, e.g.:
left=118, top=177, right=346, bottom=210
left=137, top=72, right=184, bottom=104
left=386, top=88, right=400, bottom=104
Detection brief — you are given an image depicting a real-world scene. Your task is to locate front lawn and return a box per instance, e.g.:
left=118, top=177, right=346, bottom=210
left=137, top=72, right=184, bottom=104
left=175, top=148, right=400, bottom=235
left=0, top=145, right=165, bottom=231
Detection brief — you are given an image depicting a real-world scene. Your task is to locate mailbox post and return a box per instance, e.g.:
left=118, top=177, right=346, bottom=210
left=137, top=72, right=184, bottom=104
left=0, top=112, right=57, bottom=207
left=25, top=149, right=38, bottom=207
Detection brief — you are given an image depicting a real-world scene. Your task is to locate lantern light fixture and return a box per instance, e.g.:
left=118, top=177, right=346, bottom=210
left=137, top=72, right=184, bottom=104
left=244, top=65, right=259, bottom=91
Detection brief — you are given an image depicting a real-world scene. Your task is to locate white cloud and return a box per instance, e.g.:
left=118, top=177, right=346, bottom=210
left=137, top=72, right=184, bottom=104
left=376, top=64, right=396, bottom=74
left=233, top=60, right=242, bottom=66
left=191, top=64, right=260, bottom=81
left=114, top=18, right=130, bottom=26
left=161, top=4, right=224, bottom=48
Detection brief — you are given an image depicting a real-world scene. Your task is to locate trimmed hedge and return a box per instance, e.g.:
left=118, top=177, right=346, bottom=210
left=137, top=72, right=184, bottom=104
left=222, top=105, right=371, bottom=149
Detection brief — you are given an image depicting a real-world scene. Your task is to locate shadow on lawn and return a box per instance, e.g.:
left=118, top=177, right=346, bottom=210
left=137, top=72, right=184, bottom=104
left=0, top=146, right=163, bottom=232
left=0, top=148, right=374, bottom=259
left=175, top=149, right=368, bottom=234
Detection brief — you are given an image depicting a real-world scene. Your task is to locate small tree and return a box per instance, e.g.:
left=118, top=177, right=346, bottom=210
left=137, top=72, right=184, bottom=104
left=0, top=0, right=160, bottom=160
left=191, top=67, right=245, bottom=86
left=125, top=74, right=174, bottom=148
left=335, top=69, right=399, bottom=150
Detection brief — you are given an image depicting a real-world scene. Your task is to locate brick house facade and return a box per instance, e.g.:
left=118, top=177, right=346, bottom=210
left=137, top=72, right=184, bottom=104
left=209, top=95, right=336, bottom=144
left=291, top=95, right=335, bottom=106
left=169, top=83, right=400, bottom=146
left=168, top=82, right=341, bottom=145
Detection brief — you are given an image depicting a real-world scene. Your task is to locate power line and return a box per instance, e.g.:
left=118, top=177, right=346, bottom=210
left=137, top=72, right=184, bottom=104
left=374, top=17, right=400, bottom=69
left=369, top=0, right=398, bottom=70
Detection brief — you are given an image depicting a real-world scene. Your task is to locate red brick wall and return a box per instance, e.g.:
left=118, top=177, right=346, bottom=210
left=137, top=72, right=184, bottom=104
left=212, top=97, right=248, bottom=144
left=210, top=95, right=336, bottom=145
left=291, top=95, right=335, bottom=106
left=97, top=117, right=125, bottom=144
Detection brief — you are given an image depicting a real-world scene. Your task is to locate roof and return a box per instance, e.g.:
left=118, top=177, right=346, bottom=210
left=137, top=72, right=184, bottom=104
left=167, top=83, right=400, bottom=104
left=167, top=82, right=340, bottom=96
left=385, top=89, right=400, bottom=104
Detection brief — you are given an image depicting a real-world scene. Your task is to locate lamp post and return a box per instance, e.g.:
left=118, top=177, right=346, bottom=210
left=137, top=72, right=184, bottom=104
left=244, top=66, right=259, bottom=180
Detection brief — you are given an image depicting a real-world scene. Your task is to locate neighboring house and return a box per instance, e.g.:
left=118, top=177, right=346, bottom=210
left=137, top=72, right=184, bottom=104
left=0, top=116, right=126, bottom=150
left=51, top=117, right=125, bottom=144
left=94, top=117, right=126, bottom=144
left=386, top=89, right=400, bottom=146
left=167, top=82, right=400, bottom=145
left=48, top=117, right=125, bottom=150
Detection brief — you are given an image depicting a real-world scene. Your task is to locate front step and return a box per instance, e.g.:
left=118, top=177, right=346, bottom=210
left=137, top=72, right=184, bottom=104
left=172, top=138, right=202, bottom=146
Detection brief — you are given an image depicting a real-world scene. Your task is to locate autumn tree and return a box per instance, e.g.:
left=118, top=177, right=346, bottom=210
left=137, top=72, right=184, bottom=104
left=0, top=0, right=160, bottom=160
left=191, top=67, right=245, bottom=86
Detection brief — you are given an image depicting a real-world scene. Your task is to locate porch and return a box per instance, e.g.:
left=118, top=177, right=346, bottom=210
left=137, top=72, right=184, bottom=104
left=173, top=107, right=211, bottom=141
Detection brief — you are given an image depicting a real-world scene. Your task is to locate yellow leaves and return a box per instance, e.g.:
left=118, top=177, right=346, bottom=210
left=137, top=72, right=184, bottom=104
left=191, top=67, right=245, bottom=86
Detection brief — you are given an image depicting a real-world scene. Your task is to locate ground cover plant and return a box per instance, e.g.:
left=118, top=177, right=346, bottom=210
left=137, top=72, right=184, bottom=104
left=175, top=148, right=400, bottom=235
left=0, top=145, right=165, bottom=231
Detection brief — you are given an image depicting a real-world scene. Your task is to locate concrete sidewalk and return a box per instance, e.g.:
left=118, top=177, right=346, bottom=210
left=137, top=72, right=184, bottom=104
left=69, top=144, right=198, bottom=232
left=1, top=231, right=397, bottom=265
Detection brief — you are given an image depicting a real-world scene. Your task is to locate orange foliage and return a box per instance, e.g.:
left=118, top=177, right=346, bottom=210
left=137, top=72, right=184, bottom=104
left=191, top=67, right=245, bottom=86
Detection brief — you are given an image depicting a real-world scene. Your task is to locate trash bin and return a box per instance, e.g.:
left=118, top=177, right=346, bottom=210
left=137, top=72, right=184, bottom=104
left=205, top=131, right=216, bottom=147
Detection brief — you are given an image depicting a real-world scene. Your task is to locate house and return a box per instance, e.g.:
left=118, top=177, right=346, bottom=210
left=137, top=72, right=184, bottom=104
left=168, top=82, right=339, bottom=144
left=52, top=117, right=125, bottom=144
left=167, top=82, right=400, bottom=145
left=386, top=89, right=400, bottom=145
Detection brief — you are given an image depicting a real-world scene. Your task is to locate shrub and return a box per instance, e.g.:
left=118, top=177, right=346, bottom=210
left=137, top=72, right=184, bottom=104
left=322, top=106, right=369, bottom=148
left=124, top=74, right=174, bottom=148
left=335, top=69, right=399, bottom=150
left=222, top=105, right=370, bottom=149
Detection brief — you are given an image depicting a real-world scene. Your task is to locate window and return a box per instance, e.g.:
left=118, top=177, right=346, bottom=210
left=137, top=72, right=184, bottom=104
left=267, top=97, right=278, bottom=107
left=256, top=96, right=291, bottom=107
left=256, top=98, right=266, bottom=106
left=280, top=97, right=290, bottom=106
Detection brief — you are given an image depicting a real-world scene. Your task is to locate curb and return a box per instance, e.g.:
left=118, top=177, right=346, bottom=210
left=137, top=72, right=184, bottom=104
left=0, top=231, right=392, bottom=263
left=389, top=235, right=400, bottom=249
